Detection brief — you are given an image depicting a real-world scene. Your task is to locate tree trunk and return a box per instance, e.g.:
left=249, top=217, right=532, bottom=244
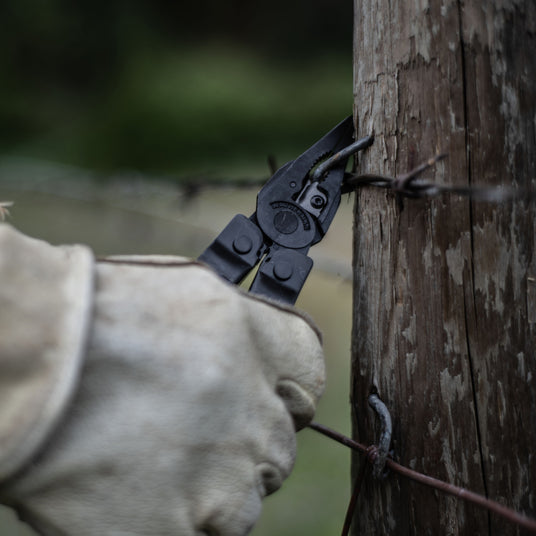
left=351, top=1, right=535, bottom=534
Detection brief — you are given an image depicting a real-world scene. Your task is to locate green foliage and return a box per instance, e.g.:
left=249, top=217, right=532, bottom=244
left=91, top=46, right=352, bottom=175
left=1, top=45, right=351, bottom=179
left=0, top=0, right=353, bottom=180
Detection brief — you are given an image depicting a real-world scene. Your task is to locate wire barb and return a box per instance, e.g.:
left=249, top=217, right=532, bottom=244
left=343, top=153, right=536, bottom=202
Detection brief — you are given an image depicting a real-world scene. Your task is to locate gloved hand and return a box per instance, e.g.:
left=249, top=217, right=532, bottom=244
left=0, top=224, right=325, bottom=536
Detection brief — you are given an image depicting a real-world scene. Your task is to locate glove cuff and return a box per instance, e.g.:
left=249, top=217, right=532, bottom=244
left=0, top=224, right=94, bottom=482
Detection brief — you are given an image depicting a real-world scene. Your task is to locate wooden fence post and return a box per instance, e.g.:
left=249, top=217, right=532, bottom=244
left=351, top=1, right=536, bottom=533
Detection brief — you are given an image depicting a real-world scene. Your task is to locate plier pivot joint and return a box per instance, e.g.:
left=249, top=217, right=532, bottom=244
left=199, top=116, right=373, bottom=304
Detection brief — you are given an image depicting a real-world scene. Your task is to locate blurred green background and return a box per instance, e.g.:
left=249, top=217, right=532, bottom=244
left=0, top=0, right=353, bottom=178
left=0, top=1, right=355, bottom=534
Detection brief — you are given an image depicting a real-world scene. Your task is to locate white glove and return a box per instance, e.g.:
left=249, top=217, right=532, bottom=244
left=0, top=225, right=325, bottom=536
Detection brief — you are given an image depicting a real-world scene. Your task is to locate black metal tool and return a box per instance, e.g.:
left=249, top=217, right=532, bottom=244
left=198, top=116, right=373, bottom=305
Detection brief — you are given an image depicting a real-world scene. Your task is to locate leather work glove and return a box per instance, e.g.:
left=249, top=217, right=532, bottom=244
left=0, top=224, right=325, bottom=536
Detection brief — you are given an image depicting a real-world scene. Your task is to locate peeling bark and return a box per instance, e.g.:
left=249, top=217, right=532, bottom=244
left=351, top=1, right=535, bottom=534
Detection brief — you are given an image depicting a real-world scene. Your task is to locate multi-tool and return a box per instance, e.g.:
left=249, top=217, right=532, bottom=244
left=199, top=117, right=373, bottom=304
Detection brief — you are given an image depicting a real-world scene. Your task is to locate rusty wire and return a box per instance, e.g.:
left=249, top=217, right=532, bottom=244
left=341, top=450, right=371, bottom=536
left=309, top=422, right=536, bottom=534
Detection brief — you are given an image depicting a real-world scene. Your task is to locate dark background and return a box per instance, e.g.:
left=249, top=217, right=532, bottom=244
left=0, top=0, right=353, bottom=179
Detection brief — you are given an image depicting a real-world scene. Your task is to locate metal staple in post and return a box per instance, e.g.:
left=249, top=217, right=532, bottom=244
left=368, top=393, right=392, bottom=478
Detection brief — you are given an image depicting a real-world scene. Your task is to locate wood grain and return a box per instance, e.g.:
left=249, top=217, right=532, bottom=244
left=351, top=1, right=535, bottom=534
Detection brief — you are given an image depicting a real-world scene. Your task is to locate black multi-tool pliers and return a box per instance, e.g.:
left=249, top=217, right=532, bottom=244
left=199, top=116, right=373, bottom=305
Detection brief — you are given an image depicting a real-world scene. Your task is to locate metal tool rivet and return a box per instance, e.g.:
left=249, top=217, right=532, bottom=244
left=311, top=195, right=325, bottom=209
left=273, top=211, right=299, bottom=234
left=273, top=260, right=293, bottom=281
left=233, top=235, right=253, bottom=254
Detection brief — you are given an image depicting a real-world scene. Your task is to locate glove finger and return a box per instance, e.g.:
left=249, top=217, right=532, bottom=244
left=162, top=263, right=325, bottom=429
left=192, top=429, right=295, bottom=536
left=196, top=485, right=262, bottom=536
left=244, top=297, right=326, bottom=429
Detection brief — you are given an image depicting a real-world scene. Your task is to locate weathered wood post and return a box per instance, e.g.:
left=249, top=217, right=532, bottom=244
left=351, top=1, right=535, bottom=534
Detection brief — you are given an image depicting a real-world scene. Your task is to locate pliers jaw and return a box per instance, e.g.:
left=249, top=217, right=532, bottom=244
left=198, top=116, right=373, bottom=305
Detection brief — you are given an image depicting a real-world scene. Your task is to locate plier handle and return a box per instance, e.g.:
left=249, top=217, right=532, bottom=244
left=198, top=116, right=373, bottom=305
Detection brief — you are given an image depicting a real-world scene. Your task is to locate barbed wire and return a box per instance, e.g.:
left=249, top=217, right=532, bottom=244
left=309, top=421, right=536, bottom=535
left=342, top=153, right=536, bottom=202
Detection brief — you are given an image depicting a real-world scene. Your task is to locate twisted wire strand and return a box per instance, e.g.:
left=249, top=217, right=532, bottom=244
left=309, top=422, right=536, bottom=534
left=342, top=153, right=536, bottom=202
